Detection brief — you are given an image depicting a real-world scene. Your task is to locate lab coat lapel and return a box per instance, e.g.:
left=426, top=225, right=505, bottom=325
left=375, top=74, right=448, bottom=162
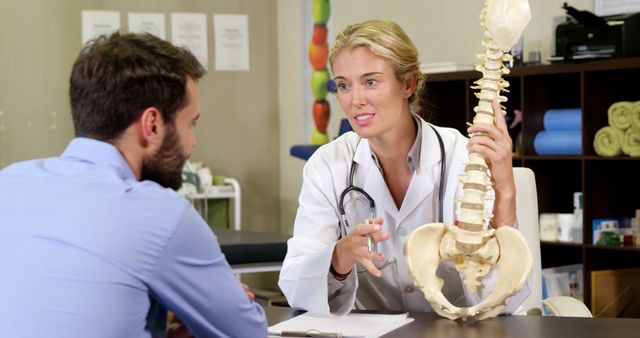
left=397, top=168, right=435, bottom=224
left=353, top=139, right=399, bottom=218
left=396, top=121, right=442, bottom=224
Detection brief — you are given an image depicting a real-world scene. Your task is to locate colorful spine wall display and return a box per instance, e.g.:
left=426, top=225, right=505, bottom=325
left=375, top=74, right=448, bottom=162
left=309, top=0, right=331, bottom=145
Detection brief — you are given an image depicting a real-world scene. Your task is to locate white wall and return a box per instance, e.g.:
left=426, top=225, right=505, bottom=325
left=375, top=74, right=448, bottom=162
left=277, top=0, right=595, bottom=234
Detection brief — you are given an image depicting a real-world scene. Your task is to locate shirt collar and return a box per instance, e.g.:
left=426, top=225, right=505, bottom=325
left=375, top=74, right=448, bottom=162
left=407, top=114, right=422, bottom=172
left=368, top=114, right=422, bottom=173
left=61, top=137, right=137, bottom=182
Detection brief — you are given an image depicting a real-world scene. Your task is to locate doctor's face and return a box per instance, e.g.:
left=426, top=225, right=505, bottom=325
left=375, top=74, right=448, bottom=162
left=332, top=47, right=414, bottom=140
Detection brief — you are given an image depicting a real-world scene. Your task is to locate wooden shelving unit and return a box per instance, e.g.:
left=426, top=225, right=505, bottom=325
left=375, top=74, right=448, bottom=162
left=422, top=57, right=640, bottom=314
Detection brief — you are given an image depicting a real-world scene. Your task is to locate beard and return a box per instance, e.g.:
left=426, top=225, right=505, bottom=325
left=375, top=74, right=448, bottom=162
left=140, top=123, right=188, bottom=190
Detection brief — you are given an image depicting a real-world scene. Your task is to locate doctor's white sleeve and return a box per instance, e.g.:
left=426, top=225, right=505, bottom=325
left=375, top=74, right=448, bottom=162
left=278, top=158, right=358, bottom=315
left=327, top=267, right=358, bottom=315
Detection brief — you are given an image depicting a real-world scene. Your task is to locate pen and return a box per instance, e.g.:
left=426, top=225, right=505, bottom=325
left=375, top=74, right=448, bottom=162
left=364, top=218, right=373, bottom=253
left=279, top=330, right=342, bottom=337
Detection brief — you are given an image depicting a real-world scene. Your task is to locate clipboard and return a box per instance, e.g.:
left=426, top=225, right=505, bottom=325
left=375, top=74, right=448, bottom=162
left=268, top=312, right=414, bottom=338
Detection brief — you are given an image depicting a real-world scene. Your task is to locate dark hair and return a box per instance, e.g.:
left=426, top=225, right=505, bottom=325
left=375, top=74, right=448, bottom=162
left=69, top=32, right=205, bottom=140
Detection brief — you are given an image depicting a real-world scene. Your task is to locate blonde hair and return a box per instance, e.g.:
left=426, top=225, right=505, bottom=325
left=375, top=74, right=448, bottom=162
left=329, top=19, right=425, bottom=112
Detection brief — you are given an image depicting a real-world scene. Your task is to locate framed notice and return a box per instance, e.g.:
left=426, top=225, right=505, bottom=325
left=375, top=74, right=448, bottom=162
left=213, top=14, right=250, bottom=71
left=81, top=10, right=120, bottom=46
left=128, top=12, right=166, bottom=39
left=171, top=12, right=208, bottom=69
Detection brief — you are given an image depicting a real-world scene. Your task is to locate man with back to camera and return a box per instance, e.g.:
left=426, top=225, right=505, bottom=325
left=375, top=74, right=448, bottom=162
left=0, top=32, right=267, bottom=337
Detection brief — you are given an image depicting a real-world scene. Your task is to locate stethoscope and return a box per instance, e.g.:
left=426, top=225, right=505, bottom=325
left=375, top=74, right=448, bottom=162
left=336, top=125, right=446, bottom=272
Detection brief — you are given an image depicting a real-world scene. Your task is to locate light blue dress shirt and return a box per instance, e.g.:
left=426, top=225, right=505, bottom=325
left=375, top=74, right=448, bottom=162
left=0, top=138, right=267, bottom=338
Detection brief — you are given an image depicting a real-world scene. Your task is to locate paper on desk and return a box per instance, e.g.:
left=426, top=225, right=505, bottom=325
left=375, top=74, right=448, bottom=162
left=268, top=312, right=413, bottom=338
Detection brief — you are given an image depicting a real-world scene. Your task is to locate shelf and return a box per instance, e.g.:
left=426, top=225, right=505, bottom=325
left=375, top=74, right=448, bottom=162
left=184, top=178, right=242, bottom=231
left=540, top=241, right=640, bottom=252
left=584, top=156, right=640, bottom=161
left=515, top=156, right=640, bottom=161
left=540, top=244, right=583, bottom=269
left=423, top=56, right=640, bottom=315
left=189, top=190, right=236, bottom=199
left=541, top=241, right=584, bottom=248
left=423, top=57, right=640, bottom=82
left=585, top=244, right=640, bottom=252
left=516, top=156, right=582, bottom=161
left=541, top=241, right=640, bottom=251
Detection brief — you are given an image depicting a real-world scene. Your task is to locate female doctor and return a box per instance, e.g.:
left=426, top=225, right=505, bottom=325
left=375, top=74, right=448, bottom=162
left=279, top=19, right=529, bottom=315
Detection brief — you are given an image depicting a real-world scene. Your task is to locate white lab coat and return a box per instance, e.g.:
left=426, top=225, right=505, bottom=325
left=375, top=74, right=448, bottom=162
left=279, top=117, right=530, bottom=315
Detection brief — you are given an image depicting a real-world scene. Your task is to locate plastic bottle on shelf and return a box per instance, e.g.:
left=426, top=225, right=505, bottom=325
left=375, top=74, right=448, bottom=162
left=573, top=192, right=583, bottom=243
left=540, top=213, right=559, bottom=241
left=558, top=213, right=576, bottom=242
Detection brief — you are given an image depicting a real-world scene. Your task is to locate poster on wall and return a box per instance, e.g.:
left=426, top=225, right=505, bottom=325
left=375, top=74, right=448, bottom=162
left=171, top=13, right=208, bottom=69
left=128, top=13, right=166, bottom=39
left=213, top=14, right=250, bottom=71
left=81, top=10, right=121, bottom=46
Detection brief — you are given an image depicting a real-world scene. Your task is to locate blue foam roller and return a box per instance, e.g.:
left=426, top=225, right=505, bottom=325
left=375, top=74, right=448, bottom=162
left=534, top=131, right=582, bottom=155
left=543, top=108, right=582, bottom=131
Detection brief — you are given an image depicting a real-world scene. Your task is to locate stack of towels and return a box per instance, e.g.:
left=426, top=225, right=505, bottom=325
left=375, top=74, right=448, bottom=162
left=594, top=101, right=640, bottom=157
left=534, top=108, right=582, bottom=155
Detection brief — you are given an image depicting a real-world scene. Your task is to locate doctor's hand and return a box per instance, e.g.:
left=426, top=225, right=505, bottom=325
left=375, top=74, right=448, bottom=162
left=331, top=218, right=390, bottom=278
left=467, top=98, right=514, bottom=185
left=467, top=98, right=516, bottom=227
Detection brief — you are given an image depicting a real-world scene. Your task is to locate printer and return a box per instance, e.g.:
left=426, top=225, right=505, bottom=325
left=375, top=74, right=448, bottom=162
left=553, top=3, right=640, bottom=61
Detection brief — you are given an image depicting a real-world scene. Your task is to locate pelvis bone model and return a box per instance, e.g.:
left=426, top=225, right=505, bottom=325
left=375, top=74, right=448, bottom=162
left=404, top=0, right=532, bottom=321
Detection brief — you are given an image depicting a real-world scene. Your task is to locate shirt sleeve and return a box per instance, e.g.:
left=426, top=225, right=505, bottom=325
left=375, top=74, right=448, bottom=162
left=147, top=207, right=267, bottom=337
left=327, top=269, right=358, bottom=315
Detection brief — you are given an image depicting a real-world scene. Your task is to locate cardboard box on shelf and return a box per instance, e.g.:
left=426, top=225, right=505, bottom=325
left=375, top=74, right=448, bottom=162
left=592, top=218, right=620, bottom=245
left=591, top=268, right=640, bottom=318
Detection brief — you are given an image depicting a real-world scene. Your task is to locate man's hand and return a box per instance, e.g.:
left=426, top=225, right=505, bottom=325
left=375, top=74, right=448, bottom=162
left=242, top=283, right=255, bottom=301
left=166, top=283, right=255, bottom=338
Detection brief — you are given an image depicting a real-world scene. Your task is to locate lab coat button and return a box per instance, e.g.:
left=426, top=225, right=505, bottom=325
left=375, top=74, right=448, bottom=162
left=397, top=228, right=407, bottom=236
left=405, top=285, right=415, bottom=293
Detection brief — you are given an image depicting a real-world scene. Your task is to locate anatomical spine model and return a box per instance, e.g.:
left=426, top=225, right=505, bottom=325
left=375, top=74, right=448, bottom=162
left=404, top=0, right=532, bottom=320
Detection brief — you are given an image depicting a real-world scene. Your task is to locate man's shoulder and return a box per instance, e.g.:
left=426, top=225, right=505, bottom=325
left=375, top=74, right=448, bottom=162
left=0, top=158, right=49, bottom=176
left=126, top=180, right=192, bottom=213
